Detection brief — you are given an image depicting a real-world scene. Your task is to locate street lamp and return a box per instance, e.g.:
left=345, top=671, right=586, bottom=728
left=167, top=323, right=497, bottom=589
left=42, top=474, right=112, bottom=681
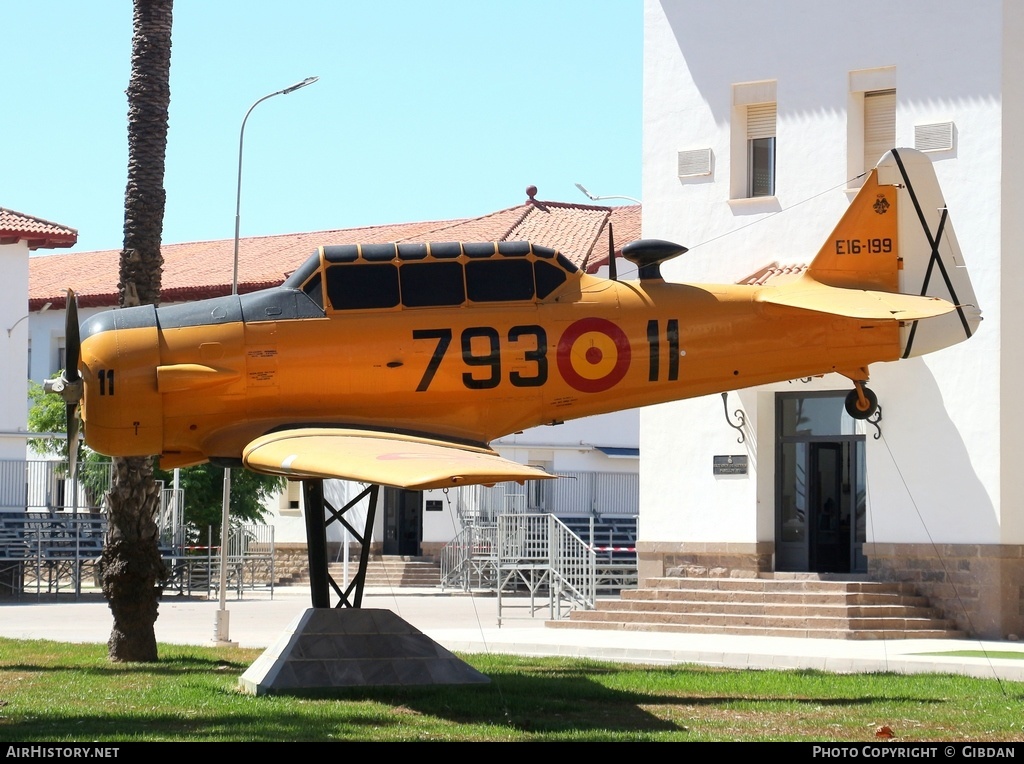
left=217, top=76, right=318, bottom=645
left=7, top=302, right=51, bottom=337
left=232, top=76, right=319, bottom=294
left=574, top=182, right=641, bottom=205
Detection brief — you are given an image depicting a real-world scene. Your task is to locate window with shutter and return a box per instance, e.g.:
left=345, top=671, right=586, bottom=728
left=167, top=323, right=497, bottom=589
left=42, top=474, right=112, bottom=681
left=747, top=102, right=776, bottom=197
left=864, top=89, right=895, bottom=171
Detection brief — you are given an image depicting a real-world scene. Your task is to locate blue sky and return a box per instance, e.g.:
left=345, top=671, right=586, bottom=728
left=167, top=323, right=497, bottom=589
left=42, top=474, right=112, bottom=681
left=3, top=1, right=641, bottom=254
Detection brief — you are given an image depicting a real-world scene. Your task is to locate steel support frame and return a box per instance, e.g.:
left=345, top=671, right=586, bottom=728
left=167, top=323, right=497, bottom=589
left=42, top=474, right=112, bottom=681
left=302, top=480, right=379, bottom=609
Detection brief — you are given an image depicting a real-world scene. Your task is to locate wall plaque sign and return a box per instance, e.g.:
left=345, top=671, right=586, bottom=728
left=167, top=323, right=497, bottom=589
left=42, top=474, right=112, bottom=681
left=713, top=455, right=748, bottom=475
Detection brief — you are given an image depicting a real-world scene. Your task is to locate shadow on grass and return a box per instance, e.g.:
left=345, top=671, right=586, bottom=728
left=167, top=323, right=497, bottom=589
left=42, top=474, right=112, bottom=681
left=0, top=671, right=966, bottom=742
left=254, top=664, right=957, bottom=736
left=0, top=711, right=412, bottom=743
left=0, top=655, right=248, bottom=671
left=0, top=658, right=250, bottom=676
left=3, top=641, right=1020, bottom=741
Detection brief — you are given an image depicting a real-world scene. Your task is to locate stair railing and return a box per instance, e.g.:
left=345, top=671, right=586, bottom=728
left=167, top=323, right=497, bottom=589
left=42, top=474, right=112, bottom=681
left=440, top=523, right=498, bottom=591
left=496, top=513, right=595, bottom=625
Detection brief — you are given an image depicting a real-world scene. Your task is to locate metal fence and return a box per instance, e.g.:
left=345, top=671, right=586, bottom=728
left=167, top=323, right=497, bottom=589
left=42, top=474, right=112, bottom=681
left=440, top=524, right=498, bottom=590
left=441, top=470, right=638, bottom=597
left=1, top=512, right=106, bottom=596
left=496, top=512, right=596, bottom=624
left=550, top=471, right=639, bottom=516
left=453, top=470, right=638, bottom=526
left=0, top=459, right=113, bottom=513
left=163, top=523, right=275, bottom=598
left=0, top=459, right=274, bottom=599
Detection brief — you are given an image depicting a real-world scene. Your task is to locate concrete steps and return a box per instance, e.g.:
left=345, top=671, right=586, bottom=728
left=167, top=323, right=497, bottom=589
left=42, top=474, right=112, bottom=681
left=274, top=571, right=309, bottom=587
left=549, top=575, right=964, bottom=640
left=328, top=556, right=440, bottom=588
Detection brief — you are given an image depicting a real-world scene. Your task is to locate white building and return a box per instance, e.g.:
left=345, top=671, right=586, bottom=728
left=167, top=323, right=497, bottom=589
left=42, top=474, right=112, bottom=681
left=0, top=209, right=76, bottom=461
left=638, top=1, right=1021, bottom=638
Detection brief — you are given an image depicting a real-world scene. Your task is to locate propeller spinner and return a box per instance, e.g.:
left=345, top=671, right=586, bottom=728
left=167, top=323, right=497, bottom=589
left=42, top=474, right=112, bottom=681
left=42, top=289, right=84, bottom=475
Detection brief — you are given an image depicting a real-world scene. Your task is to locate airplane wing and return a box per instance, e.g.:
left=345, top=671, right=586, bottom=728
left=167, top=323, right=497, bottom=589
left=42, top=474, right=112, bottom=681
left=759, top=277, right=956, bottom=321
left=242, top=427, right=555, bottom=490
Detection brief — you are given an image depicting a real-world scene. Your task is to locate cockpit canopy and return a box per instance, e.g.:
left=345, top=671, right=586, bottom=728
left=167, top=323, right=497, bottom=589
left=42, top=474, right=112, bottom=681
left=283, top=240, right=579, bottom=312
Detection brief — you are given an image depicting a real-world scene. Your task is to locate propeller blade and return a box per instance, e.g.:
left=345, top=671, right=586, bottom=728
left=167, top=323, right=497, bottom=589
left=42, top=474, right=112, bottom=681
left=66, top=402, right=80, bottom=477
left=65, top=289, right=81, bottom=384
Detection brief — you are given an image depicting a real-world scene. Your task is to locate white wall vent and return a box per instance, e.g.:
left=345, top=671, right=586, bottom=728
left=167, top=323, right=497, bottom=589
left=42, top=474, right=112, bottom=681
left=678, top=148, right=713, bottom=178
left=915, top=122, right=955, bottom=152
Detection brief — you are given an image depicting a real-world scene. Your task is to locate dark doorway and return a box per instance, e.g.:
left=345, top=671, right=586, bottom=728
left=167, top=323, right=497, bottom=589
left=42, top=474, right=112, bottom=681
left=776, top=393, right=866, bottom=573
left=382, top=488, right=422, bottom=556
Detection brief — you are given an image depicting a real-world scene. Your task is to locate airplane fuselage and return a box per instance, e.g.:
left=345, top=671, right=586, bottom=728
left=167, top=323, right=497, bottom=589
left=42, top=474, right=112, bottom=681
left=78, top=240, right=900, bottom=469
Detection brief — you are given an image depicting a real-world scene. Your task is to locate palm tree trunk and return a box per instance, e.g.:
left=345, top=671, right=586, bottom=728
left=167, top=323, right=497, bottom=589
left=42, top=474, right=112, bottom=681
left=103, top=456, right=165, bottom=660
left=100, top=0, right=173, bottom=663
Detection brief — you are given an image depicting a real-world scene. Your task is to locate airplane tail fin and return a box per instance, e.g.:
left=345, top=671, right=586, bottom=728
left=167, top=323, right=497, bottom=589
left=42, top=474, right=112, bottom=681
left=806, top=148, right=982, bottom=358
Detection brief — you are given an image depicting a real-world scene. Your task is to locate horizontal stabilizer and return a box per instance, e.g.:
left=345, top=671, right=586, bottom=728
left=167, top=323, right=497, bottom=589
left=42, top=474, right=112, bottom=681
left=759, top=277, right=956, bottom=321
left=243, top=428, right=556, bottom=490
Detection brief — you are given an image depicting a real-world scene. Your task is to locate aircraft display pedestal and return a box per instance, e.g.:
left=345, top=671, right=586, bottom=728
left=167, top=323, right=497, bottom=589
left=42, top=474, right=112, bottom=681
left=238, top=607, right=490, bottom=695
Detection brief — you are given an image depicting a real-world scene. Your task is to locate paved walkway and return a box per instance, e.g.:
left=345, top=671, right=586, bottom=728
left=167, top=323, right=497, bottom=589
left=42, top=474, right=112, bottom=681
left=2, top=586, right=1023, bottom=681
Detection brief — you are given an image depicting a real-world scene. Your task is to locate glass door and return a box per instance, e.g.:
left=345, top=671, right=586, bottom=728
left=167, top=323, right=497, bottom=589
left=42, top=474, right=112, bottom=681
left=776, top=393, right=866, bottom=573
left=382, top=488, right=422, bottom=556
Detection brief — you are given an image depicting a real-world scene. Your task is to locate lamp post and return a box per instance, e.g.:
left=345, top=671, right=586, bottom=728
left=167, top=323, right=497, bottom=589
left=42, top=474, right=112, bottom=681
left=232, top=76, right=318, bottom=294
left=7, top=302, right=52, bottom=337
left=574, top=185, right=640, bottom=281
left=574, top=182, right=641, bottom=205
left=215, top=76, right=318, bottom=645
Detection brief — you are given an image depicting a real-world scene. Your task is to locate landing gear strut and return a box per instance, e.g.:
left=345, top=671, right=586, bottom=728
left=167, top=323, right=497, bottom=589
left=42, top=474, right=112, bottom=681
left=844, top=382, right=878, bottom=420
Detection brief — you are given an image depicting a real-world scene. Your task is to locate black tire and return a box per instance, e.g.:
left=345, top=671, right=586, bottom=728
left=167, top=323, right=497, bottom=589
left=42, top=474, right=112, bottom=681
left=845, top=387, right=878, bottom=420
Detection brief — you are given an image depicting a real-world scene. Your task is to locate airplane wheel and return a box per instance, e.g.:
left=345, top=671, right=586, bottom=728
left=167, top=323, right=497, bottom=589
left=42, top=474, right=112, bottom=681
left=845, top=387, right=878, bottom=420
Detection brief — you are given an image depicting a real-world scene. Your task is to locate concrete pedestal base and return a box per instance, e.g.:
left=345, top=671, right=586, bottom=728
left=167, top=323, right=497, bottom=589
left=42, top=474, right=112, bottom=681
left=239, top=608, right=490, bottom=695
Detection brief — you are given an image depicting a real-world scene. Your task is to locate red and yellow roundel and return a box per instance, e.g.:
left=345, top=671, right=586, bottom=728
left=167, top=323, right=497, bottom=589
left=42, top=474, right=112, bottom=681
left=557, top=318, right=631, bottom=393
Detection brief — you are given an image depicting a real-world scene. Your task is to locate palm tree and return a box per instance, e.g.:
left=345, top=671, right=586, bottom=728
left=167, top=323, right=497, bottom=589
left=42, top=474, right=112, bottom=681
left=100, top=0, right=173, bottom=662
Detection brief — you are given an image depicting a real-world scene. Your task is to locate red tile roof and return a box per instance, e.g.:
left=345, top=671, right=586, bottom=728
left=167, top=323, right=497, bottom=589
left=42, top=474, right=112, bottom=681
left=585, top=204, right=642, bottom=271
left=1, top=208, right=78, bottom=250
left=29, top=193, right=642, bottom=309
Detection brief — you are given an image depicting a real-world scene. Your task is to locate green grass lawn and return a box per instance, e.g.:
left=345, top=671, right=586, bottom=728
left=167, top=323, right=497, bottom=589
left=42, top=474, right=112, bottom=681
left=0, top=638, right=1022, bottom=742
left=916, top=651, right=1024, bottom=660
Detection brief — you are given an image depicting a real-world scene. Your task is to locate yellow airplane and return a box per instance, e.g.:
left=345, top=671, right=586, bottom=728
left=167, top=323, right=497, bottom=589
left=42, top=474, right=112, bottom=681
left=46, top=148, right=981, bottom=493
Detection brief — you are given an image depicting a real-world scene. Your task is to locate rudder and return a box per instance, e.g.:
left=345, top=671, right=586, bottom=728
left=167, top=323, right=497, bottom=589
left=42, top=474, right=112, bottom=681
left=808, top=166, right=900, bottom=293
left=808, top=148, right=981, bottom=357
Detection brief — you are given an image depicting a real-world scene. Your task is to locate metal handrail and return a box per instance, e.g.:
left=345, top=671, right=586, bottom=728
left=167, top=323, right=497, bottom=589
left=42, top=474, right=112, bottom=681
left=440, top=524, right=497, bottom=591
left=496, top=513, right=596, bottom=625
